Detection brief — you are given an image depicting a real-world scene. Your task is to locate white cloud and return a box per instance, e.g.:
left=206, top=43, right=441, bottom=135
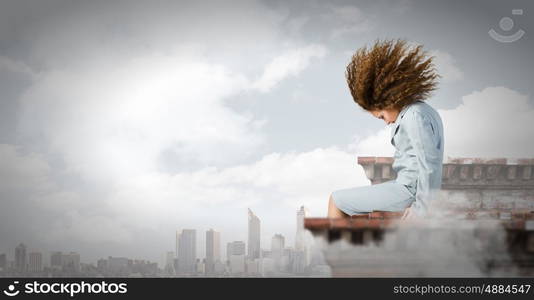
left=17, top=53, right=264, bottom=184
left=0, top=144, right=53, bottom=191
left=0, top=0, right=286, bottom=70
left=96, top=145, right=369, bottom=257
left=322, top=5, right=371, bottom=39
left=440, top=86, right=534, bottom=159
left=48, top=211, right=134, bottom=245
left=0, top=141, right=370, bottom=257
left=285, top=15, right=311, bottom=36
left=348, top=127, right=396, bottom=157
left=346, top=86, right=534, bottom=162
left=105, top=146, right=367, bottom=222
left=2, top=1, right=337, bottom=260
left=430, top=50, right=464, bottom=83
left=0, top=56, right=36, bottom=78
left=252, top=44, right=327, bottom=92
left=10, top=43, right=334, bottom=260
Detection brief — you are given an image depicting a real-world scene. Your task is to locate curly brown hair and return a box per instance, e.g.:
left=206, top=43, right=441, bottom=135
left=345, top=39, right=440, bottom=111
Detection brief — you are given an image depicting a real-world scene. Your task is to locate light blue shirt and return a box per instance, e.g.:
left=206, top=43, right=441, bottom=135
left=390, top=100, right=444, bottom=217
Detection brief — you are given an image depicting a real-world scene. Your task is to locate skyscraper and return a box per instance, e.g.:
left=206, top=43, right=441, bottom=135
left=62, top=252, right=80, bottom=273
left=97, top=258, right=108, bottom=272
left=0, top=253, right=6, bottom=271
left=295, top=206, right=309, bottom=251
left=227, top=241, right=246, bottom=274
left=165, top=251, right=175, bottom=268
left=50, top=251, right=63, bottom=270
left=175, top=230, right=180, bottom=261
left=271, top=234, right=285, bottom=271
left=15, top=243, right=27, bottom=272
left=227, top=241, right=246, bottom=256
left=271, top=234, right=285, bottom=253
left=164, top=251, right=176, bottom=275
left=177, top=229, right=197, bottom=274
left=247, top=208, right=261, bottom=259
left=28, top=252, right=42, bottom=273
left=295, top=205, right=311, bottom=270
left=205, top=229, right=220, bottom=274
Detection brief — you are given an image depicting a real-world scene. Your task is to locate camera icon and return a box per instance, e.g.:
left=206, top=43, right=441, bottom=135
left=489, top=9, right=525, bottom=43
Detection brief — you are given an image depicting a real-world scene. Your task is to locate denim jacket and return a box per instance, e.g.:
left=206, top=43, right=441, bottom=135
left=390, top=100, right=444, bottom=217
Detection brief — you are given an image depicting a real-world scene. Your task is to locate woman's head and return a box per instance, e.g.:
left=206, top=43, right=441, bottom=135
left=368, top=107, right=399, bottom=125
left=345, top=39, right=439, bottom=116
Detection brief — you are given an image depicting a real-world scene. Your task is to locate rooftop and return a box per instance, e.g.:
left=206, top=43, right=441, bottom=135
left=304, top=156, right=534, bottom=277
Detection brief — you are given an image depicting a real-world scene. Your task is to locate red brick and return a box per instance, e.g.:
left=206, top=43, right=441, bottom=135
left=376, top=157, right=394, bottom=164
left=472, top=158, right=507, bottom=164
left=517, top=158, right=534, bottom=165
left=357, top=157, right=376, bottom=165
left=303, top=218, right=330, bottom=230
left=330, top=218, right=352, bottom=229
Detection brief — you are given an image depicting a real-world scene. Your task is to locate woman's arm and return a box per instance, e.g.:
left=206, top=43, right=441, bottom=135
left=403, top=109, right=441, bottom=217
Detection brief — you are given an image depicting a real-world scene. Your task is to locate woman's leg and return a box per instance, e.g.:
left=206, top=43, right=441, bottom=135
left=328, top=181, right=414, bottom=217
left=328, top=194, right=349, bottom=218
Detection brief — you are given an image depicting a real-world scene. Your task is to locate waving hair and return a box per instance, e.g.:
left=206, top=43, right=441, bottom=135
left=345, top=39, right=440, bottom=111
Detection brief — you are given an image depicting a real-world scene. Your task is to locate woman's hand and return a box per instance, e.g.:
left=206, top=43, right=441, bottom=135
left=401, top=206, right=417, bottom=220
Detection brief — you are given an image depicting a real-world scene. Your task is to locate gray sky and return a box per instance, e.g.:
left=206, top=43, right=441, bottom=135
left=1, top=0, right=533, bottom=265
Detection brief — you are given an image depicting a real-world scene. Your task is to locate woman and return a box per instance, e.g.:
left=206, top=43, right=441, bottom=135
left=327, top=39, right=444, bottom=220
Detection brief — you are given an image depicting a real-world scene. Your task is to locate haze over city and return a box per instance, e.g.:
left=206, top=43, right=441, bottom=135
left=1, top=0, right=533, bottom=265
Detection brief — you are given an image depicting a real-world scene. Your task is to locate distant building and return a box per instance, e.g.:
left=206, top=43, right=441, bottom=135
left=271, top=234, right=285, bottom=271
left=296, top=206, right=312, bottom=267
left=295, top=206, right=308, bottom=250
left=0, top=253, right=6, bottom=271
left=179, top=230, right=182, bottom=258
left=247, top=208, right=261, bottom=259
left=15, top=243, right=27, bottom=272
left=205, top=229, right=220, bottom=274
left=131, top=260, right=158, bottom=276
left=245, top=258, right=259, bottom=275
left=107, top=256, right=130, bottom=275
left=196, top=258, right=205, bottom=274
left=227, top=241, right=246, bottom=275
left=62, top=252, right=80, bottom=273
left=229, top=254, right=245, bottom=274
left=97, top=258, right=108, bottom=272
left=271, top=234, right=285, bottom=253
left=28, top=252, right=42, bottom=273
left=261, top=249, right=272, bottom=259
left=290, top=249, right=307, bottom=274
left=259, top=257, right=275, bottom=276
left=50, top=251, right=63, bottom=270
left=177, top=229, right=196, bottom=274
left=213, top=260, right=226, bottom=275
left=165, top=251, right=175, bottom=268
left=227, top=241, right=246, bottom=256
left=164, top=251, right=175, bottom=275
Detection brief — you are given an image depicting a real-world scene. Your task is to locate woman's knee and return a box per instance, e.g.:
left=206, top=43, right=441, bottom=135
left=329, top=193, right=336, bottom=204
left=329, top=193, right=342, bottom=211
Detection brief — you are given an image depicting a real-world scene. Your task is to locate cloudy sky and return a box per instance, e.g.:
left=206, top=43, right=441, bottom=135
left=1, top=0, right=533, bottom=264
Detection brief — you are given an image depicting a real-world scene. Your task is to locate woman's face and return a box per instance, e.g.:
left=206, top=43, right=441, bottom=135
left=369, top=107, right=400, bottom=125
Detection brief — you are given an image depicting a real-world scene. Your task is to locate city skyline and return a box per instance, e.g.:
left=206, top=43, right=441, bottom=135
left=0, top=206, right=325, bottom=277
left=1, top=0, right=533, bottom=267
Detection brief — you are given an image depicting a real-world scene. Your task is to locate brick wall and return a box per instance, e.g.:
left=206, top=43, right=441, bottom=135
left=358, top=156, right=534, bottom=212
